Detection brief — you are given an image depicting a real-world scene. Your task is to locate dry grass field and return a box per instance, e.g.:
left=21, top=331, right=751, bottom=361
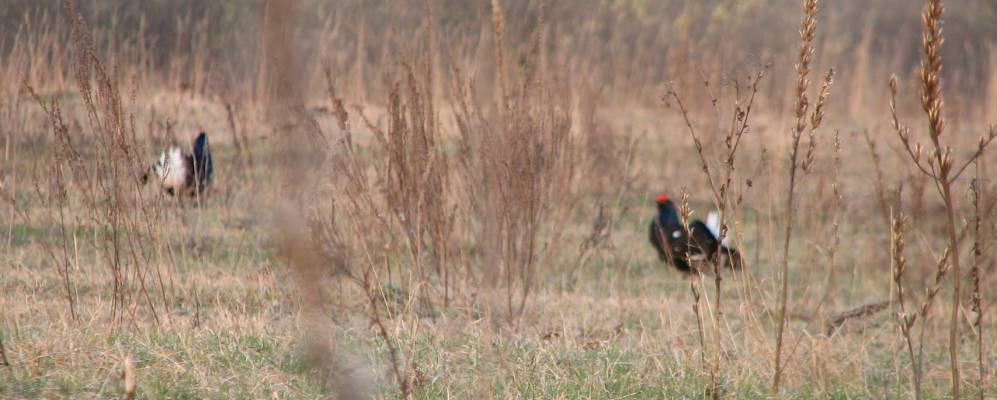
left=1, top=0, right=995, bottom=398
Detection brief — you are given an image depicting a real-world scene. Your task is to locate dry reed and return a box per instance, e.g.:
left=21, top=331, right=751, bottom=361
left=1, top=0, right=995, bottom=398
left=775, top=0, right=834, bottom=391
left=666, top=65, right=766, bottom=398
left=890, top=1, right=997, bottom=396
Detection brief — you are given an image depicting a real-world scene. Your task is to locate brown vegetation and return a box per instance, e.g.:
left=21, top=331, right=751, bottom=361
left=0, top=0, right=994, bottom=398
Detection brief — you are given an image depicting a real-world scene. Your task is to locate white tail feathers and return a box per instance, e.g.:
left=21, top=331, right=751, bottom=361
left=705, top=211, right=730, bottom=247
left=155, top=147, right=188, bottom=192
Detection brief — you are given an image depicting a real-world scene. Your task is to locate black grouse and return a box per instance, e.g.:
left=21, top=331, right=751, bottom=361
left=142, top=132, right=213, bottom=196
left=648, top=193, right=742, bottom=273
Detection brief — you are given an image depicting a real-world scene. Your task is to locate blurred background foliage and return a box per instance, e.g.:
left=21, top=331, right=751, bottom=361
left=1, top=0, right=995, bottom=118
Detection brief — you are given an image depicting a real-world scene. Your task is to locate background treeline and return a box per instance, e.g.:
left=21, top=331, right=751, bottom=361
left=2, top=0, right=996, bottom=118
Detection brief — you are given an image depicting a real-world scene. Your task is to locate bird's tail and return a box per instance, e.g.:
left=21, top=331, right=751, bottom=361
left=192, top=132, right=213, bottom=188
left=705, top=211, right=731, bottom=247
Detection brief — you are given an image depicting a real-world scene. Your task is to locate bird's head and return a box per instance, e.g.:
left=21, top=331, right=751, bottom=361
left=655, top=193, right=674, bottom=210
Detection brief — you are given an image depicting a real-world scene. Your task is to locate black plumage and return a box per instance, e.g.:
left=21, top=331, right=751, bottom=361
left=190, top=132, right=213, bottom=192
left=648, top=194, right=742, bottom=273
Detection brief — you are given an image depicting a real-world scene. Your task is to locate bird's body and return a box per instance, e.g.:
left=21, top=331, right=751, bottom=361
left=648, top=194, right=742, bottom=273
left=143, top=132, right=213, bottom=196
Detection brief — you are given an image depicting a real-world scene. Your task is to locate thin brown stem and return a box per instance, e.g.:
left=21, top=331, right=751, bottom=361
left=775, top=0, right=821, bottom=391
left=892, top=211, right=922, bottom=399
left=970, top=168, right=986, bottom=400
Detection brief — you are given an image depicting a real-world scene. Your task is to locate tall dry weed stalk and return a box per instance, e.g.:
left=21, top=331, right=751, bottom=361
left=774, top=0, right=834, bottom=391
left=23, top=1, right=180, bottom=326
left=675, top=189, right=714, bottom=394
left=383, top=63, right=455, bottom=307
left=260, top=1, right=380, bottom=398
left=316, top=50, right=479, bottom=396
left=665, top=66, right=766, bottom=398
left=450, top=0, right=573, bottom=321
left=314, top=122, right=411, bottom=397
left=780, top=128, right=844, bottom=369
left=318, top=61, right=463, bottom=398
left=890, top=0, right=997, bottom=396
left=23, top=85, right=80, bottom=322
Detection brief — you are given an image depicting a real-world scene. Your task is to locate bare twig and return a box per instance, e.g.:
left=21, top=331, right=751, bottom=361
left=827, top=300, right=891, bottom=335
left=949, top=126, right=997, bottom=183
